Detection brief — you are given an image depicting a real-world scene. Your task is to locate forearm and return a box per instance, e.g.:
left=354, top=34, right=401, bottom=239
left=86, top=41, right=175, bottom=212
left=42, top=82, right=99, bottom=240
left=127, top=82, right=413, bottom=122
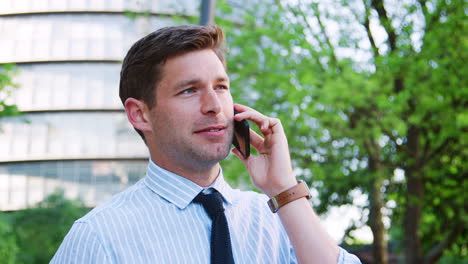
left=232, top=106, right=353, bottom=263
left=277, top=197, right=339, bottom=264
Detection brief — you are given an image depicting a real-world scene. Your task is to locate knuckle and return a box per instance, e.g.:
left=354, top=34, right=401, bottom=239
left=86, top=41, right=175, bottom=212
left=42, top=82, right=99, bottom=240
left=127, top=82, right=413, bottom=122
left=271, top=118, right=280, bottom=123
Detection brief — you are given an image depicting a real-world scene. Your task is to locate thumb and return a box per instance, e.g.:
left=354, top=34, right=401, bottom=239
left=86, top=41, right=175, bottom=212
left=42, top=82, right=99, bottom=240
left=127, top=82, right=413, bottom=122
left=231, top=148, right=249, bottom=167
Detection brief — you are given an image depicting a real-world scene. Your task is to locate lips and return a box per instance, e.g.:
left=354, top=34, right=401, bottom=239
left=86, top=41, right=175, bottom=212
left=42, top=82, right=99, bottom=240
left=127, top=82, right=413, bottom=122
left=194, top=125, right=226, bottom=134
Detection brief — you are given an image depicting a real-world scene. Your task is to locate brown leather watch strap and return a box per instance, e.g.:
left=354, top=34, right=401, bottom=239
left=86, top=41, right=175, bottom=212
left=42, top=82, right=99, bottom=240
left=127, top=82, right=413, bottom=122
left=267, top=180, right=311, bottom=213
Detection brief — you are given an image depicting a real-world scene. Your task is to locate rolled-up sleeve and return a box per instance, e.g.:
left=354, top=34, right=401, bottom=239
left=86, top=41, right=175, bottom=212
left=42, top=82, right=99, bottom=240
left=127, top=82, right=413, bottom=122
left=337, top=247, right=361, bottom=264
left=50, top=222, right=109, bottom=264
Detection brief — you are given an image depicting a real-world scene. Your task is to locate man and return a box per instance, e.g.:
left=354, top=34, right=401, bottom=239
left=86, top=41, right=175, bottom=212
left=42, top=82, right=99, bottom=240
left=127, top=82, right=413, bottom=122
left=52, top=25, right=360, bottom=263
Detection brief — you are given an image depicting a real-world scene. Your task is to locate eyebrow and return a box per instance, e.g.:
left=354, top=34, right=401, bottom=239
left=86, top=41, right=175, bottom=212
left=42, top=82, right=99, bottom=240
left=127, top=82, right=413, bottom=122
left=175, top=76, right=230, bottom=90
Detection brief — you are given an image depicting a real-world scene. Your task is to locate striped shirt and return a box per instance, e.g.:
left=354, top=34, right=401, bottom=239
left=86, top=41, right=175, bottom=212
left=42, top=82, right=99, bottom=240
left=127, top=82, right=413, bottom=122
left=51, top=160, right=361, bottom=263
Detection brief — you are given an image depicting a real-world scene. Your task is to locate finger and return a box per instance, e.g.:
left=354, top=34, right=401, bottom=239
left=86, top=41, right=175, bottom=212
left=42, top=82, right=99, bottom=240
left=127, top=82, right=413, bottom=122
left=234, top=104, right=283, bottom=137
left=234, top=111, right=267, bottom=125
left=263, top=117, right=282, bottom=134
left=231, top=148, right=248, bottom=165
left=249, top=129, right=264, bottom=153
left=234, top=108, right=271, bottom=133
left=233, top=103, right=253, bottom=113
left=234, top=104, right=267, bottom=122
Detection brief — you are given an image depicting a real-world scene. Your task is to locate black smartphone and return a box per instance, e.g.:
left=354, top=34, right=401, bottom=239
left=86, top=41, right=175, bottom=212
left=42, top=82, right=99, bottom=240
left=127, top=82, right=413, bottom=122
left=232, top=110, right=250, bottom=158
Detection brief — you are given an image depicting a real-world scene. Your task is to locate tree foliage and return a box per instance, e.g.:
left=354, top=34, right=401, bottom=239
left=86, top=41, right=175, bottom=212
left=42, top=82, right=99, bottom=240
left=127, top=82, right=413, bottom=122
left=0, top=64, right=20, bottom=118
left=10, top=191, right=90, bottom=264
left=0, top=212, right=19, bottom=264
left=216, top=0, right=467, bottom=263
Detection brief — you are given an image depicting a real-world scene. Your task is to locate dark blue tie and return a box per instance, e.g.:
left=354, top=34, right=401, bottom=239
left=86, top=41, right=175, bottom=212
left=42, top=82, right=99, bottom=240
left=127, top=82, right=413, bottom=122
left=193, top=190, right=235, bottom=264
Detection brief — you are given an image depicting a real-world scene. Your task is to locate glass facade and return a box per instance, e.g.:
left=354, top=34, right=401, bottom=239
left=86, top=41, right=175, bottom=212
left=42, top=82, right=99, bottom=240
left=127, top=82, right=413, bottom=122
left=11, top=63, right=122, bottom=111
left=0, top=14, right=176, bottom=63
left=0, top=160, right=147, bottom=210
left=0, top=0, right=199, bottom=210
left=0, top=0, right=198, bottom=15
left=0, top=112, right=148, bottom=161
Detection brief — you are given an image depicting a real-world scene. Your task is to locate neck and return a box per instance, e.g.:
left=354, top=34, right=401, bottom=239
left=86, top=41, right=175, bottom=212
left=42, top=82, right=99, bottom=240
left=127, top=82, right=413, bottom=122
left=150, top=155, right=221, bottom=187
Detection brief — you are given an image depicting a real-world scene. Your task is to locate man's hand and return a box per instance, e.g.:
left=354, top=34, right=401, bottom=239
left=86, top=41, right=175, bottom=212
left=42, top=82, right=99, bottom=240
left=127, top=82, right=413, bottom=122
left=231, top=104, right=297, bottom=198
left=232, top=104, right=345, bottom=264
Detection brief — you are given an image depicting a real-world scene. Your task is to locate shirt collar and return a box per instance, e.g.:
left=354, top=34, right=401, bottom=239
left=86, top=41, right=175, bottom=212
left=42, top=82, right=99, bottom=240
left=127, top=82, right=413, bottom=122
left=144, top=160, right=234, bottom=210
left=207, top=168, right=234, bottom=205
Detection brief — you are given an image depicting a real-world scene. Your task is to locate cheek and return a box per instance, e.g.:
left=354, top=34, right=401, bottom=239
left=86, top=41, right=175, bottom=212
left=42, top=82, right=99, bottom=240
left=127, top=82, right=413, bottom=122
left=152, top=113, right=182, bottom=143
left=155, top=104, right=193, bottom=130
left=222, top=93, right=234, bottom=110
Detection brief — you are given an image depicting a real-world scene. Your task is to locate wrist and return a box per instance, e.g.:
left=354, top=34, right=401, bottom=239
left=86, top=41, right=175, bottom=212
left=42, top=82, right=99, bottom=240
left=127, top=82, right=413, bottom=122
left=264, top=179, right=297, bottom=198
left=267, top=180, right=312, bottom=213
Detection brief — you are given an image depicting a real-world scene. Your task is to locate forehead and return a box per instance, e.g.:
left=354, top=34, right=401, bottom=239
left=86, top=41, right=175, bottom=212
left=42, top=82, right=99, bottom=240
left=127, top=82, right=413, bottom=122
left=158, top=49, right=228, bottom=87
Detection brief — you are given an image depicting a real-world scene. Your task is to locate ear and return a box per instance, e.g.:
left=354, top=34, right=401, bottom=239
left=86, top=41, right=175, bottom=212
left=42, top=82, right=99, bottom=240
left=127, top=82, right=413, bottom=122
left=124, top=98, right=152, bottom=133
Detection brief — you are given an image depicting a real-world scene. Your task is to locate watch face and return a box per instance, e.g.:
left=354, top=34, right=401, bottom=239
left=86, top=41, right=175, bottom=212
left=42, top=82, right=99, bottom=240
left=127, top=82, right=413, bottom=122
left=267, top=198, right=280, bottom=213
left=300, top=181, right=312, bottom=200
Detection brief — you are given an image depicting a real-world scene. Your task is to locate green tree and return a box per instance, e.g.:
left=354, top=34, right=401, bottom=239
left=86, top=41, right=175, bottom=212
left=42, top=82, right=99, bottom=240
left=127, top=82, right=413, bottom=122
left=12, top=191, right=90, bottom=264
left=0, top=64, right=20, bottom=118
left=0, top=212, right=19, bottom=264
left=216, top=0, right=467, bottom=263
left=0, top=64, right=21, bottom=263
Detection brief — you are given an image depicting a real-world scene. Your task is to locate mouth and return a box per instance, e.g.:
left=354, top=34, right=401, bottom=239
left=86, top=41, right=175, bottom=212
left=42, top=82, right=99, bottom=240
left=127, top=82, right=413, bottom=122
left=194, top=125, right=226, bottom=134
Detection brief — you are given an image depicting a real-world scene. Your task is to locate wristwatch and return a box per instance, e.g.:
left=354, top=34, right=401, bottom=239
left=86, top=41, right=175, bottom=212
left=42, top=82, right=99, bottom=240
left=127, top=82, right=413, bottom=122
left=267, top=180, right=312, bottom=213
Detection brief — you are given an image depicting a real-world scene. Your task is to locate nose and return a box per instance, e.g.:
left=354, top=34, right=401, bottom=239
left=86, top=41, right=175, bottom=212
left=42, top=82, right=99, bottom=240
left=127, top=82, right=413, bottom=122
left=200, top=89, right=222, bottom=115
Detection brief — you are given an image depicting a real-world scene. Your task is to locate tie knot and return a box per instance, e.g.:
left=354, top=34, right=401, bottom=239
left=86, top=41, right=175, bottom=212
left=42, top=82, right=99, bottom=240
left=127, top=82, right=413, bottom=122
left=193, top=190, right=225, bottom=220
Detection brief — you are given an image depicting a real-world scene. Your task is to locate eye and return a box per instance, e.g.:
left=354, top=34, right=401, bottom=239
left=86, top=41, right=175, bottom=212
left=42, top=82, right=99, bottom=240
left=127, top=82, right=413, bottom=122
left=180, top=88, right=195, bottom=95
left=215, top=85, right=229, bottom=90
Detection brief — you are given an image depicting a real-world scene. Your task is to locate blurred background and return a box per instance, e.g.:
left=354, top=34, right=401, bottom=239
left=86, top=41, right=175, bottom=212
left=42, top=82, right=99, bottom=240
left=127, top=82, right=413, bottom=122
left=0, top=0, right=466, bottom=263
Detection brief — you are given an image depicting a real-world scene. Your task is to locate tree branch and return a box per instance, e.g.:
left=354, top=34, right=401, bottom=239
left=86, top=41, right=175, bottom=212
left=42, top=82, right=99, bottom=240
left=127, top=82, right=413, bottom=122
left=362, top=0, right=380, bottom=59
left=417, top=0, right=444, bottom=33
left=417, top=0, right=427, bottom=13
left=278, top=1, right=327, bottom=73
left=423, top=221, right=464, bottom=264
left=370, top=0, right=397, bottom=52
left=422, top=136, right=456, bottom=164
left=344, top=0, right=380, bottom=62
left=381, top=127, right=411, bottom=156
left=308, top=1, right=339, bottom=68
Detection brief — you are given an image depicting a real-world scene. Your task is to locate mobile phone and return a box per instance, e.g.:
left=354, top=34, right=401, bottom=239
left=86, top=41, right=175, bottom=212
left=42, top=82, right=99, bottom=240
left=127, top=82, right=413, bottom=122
left=232, top=110, right=250, bottom=158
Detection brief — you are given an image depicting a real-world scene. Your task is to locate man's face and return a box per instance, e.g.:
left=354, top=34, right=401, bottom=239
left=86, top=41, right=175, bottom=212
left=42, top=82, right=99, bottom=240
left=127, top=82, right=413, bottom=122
left=147, top=49, right=234, bottom=170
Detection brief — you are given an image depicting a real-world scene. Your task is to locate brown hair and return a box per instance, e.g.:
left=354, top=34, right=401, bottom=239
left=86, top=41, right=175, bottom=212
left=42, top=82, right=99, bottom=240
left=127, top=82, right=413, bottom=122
left=119, top=25, right=226, bottom=140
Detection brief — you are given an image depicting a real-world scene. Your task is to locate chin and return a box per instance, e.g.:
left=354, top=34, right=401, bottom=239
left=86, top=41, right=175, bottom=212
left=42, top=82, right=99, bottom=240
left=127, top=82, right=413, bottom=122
left=189, top=152, right=229, bottom=171
left=199, top=144, right=231, bottom=163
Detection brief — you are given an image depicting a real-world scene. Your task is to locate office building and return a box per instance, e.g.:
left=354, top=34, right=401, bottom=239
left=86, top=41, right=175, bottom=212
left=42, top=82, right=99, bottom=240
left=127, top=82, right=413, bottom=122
left=0, top=0, right=199, bottom=210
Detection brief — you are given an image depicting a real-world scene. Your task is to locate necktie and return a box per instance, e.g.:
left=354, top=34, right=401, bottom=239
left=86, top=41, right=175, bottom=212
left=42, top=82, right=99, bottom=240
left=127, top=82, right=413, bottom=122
left=193, top=190, right=235, bottom=264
